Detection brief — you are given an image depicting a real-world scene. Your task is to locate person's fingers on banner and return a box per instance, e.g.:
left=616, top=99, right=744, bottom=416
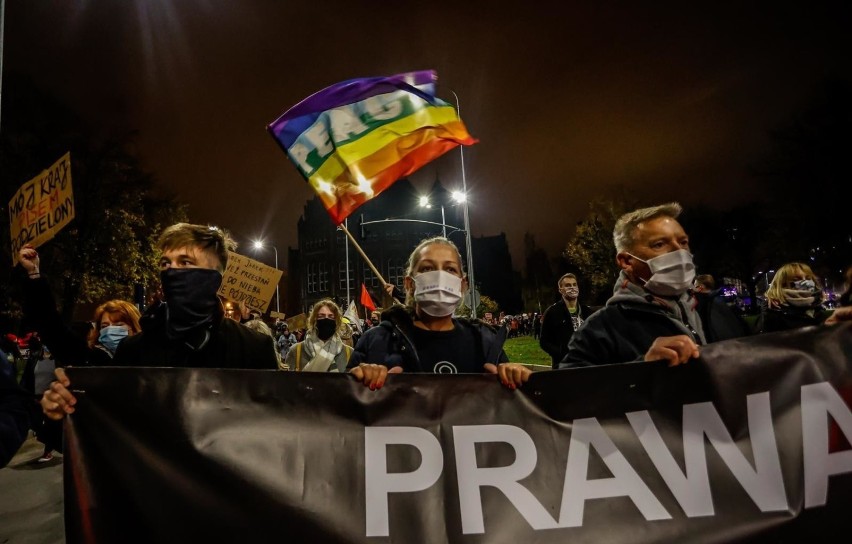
left=350, top=363, right=401, bottom=390
left=826, top=306, right=852, bottom=325
left=644, top=335, right=699, bottom=367
left=378, top=366, right=403, bottom=389
left=485, top=363, right=531, bottom=390
left=41, top=367, right=76, bottom=420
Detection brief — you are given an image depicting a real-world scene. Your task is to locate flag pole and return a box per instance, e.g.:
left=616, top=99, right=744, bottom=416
left=339, top=222, right=404, bottom=305
left=339, top=222, right=387, bottom=285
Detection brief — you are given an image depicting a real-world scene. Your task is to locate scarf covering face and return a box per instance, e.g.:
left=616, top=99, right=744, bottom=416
left=782, top=288, right=819, bottom=308
left=301, top=330, right=344, bottom=372
left=161, top=268, right=223, bottom=339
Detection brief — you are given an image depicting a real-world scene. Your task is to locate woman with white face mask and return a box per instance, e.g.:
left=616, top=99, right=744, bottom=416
left=560, top=202, right=752, bottom=369
left=348, top=237, right=531, bottom=390
left=756, top=262, right=832, bottom=334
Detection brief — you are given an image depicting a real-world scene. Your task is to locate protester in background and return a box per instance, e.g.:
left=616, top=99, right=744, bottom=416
left=40, top=223, right=279, bottom=421
left=369, top=310, right=382, bottom=328
left=18, top=245, right=144, bottom=459
left=275, top=322, right=297, bottom=362
left=756, top=262, right=832, bottom=333
left=560, top=202, right=751, bottom=369
left=340, top=317, right=356, bottom=348
left=17, top=337, right=58, bottom=462
left=1, top=359, right=35, bottom=468
left=18, top=245, right=143, bottom=367
left=533, top=312, right=543, bottom=340
left=539, top=273, right=594, bottom=369
left=348, top=236, right=530, bottom=390
left=692, top=273, right=753, bottom=340
left=285, top=299, right=352, bottom=372
left=244, top=318, right=285, bottom=370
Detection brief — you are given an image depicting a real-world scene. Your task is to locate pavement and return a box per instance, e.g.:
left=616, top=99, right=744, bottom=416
left=0, top=432, right=65, bottom=544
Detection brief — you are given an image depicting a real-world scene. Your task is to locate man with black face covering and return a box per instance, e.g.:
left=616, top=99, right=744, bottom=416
left=40, top=223, right=278, bottom=421
left=559, top=202, right=750, bottom=369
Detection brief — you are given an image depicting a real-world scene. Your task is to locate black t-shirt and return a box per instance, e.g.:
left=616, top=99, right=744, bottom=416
left=411, top=324, right=482, bottom=373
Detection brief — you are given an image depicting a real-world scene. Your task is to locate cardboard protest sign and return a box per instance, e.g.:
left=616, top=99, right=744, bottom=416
left=217, top=251, right=283, bottom=313
left=286, top=313, right=307, bottom=331
left=9, top=152, right=75, bottom=265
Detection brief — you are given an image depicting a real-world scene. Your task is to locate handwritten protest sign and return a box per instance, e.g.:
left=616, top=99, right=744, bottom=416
left=217, top=251, right=283, bottom=313
left=9, top=152, right=75, bottom=265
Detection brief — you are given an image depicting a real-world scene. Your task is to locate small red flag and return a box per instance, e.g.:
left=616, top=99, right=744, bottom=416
left=360, top=283, right=376, bottom=312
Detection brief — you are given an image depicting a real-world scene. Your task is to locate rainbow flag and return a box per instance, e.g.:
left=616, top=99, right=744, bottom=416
left=267, top=70, right=477, bottom=224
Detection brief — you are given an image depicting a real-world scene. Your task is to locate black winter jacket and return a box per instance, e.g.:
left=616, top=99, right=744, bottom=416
left=20, top=275, right=114, bottom=367
left=114, top=302, right=278, bottom=369
left=560, top=272, right=748, bottom=368
left=539, top=300, right=595, bottom=368
left=347, top=306, right=508, bottom=372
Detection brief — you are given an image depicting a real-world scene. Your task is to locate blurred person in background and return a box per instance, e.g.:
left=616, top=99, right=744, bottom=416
left=540, top=273, right=594, bottom=369
left=692, top=273, right=753, bottom=340
left=1, top=358, right=36, bottom=467
left=756, top=262, right=832, bottom=333
left=244, top=318, right=285, bottom=370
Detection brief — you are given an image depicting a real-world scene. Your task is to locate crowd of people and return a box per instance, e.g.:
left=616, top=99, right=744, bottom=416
left=2, top=202, right=852, bottom=468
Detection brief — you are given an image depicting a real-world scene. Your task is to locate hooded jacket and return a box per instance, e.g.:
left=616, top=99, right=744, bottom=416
left=559, top=270, right=713, bottom=368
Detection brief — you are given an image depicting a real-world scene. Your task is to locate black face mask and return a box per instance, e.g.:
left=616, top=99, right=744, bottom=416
left=160, top=268, right=223, bottom=339
left=315, top=318, right=337, bottom=341
left=370, top=318, right=379, bottom=326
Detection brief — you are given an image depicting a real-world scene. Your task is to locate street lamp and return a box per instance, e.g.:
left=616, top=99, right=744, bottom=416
left=418, top=195, right=447, bottom=237
left=449, top=89, right=477, bottom=316
left=253, top=239, right=280, bottom=315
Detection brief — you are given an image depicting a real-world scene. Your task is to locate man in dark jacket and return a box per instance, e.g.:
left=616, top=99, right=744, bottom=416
left=41, top=223, right=278, bottom=420
left=539, top=273, right=595, bottom=369
left=560, top=202, right=750, bottom=369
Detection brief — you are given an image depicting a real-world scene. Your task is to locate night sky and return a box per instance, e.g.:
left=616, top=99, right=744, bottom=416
left=3, top=1, right=850, bottom=269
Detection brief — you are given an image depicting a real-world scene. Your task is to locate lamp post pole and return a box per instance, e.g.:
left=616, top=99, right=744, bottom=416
left=450, top=90, right=476, bottom=317
left=254, top=240, right=281, bottom=315
left=271, top=245, right=280, bottom=315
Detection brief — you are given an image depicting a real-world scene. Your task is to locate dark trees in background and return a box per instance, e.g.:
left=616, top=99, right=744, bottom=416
left=0, top=74, right=187, bottom=329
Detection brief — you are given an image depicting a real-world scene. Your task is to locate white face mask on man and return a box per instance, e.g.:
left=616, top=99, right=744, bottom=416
left=629, top=249, right=696, bottom=297
left=413, top=270, right=464, bottom=317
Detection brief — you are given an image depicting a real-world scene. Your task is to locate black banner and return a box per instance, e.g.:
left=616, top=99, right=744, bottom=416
left=64, top=324, right=852, bottom=543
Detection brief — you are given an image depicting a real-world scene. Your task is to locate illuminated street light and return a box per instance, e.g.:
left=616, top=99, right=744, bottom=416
left=419, top=195, right=447, bottom=237
left=252, top=239, right=280, bottom=315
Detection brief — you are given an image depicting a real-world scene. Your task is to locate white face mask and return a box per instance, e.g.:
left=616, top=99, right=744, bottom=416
left=629, top=249, right=696, bottom=297
left=413, top=270, right=463, bottom=317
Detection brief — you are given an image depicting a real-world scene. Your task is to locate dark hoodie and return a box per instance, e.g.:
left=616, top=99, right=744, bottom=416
left=560, top=270, right=727, bottom=368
